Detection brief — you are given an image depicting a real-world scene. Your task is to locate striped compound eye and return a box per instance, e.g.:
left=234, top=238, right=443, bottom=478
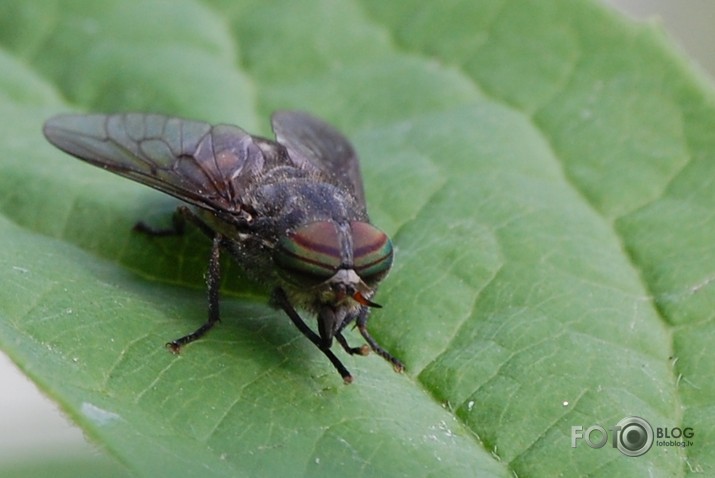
left=274, top=221, right=394, bottom=287
left=350, top=221, right=393, bottom=282
left=274, top=222, right=343, bottom=286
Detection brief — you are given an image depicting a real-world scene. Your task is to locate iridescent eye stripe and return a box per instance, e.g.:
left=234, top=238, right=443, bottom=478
left=352, top=235, right=389, bottom=257
left=275, top=248, right=338, bottom=273
left=352, top=247, right=393, bottom=276
left=291, top=230, right=342, bottom=258
left=350, top=222, right=393, bottom=277
left=275, top=222, right=342, bottom=276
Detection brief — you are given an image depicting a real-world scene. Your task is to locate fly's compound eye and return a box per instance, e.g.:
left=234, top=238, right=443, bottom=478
left=350, top=222, right=393, bottom=283
left=274, top=222, right=342, bottom=286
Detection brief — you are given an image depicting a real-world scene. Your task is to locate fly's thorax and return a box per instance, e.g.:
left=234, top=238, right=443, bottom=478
left=273, top=220, right=393, bottom=307
left=245, top=174, right=367, bottom=231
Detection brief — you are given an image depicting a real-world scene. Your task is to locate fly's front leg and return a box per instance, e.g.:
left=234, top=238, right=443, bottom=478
left=272, top=288, right=353, bottom=383
left=335, top=333, right=369, bottom=356
left=356, top=308, right=404, bottom=373
left=166, top=233, right=223, bottom=352
left=333, top=313, right=368, bottom=356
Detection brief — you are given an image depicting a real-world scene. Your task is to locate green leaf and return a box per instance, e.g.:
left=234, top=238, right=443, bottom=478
left=0, top=0, right=712, bottom=476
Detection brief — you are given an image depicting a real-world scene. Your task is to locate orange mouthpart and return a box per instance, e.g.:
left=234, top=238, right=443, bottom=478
left=353, top=292, right=382, bottom=308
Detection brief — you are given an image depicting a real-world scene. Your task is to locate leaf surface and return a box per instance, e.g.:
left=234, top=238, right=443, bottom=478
left=0, top=0, right=712, bottom=476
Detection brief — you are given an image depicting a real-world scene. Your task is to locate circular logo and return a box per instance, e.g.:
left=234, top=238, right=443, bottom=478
left=615, top=416, right=654, bottom=457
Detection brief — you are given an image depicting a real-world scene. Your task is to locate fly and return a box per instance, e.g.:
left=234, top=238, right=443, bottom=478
left=42, top=111, right=403, bottom=383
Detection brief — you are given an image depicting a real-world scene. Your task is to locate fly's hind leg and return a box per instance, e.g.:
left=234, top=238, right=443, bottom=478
left=133, top=205, right=221, bottom=239
left=166, top=232, right=223, bottom=353
left=134, top=205, right=225, bottom=353
left=133, top=206, right=189, bottom=236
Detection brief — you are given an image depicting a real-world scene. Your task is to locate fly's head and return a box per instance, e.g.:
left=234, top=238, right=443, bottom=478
left=274, top=220, right=393, bottom=338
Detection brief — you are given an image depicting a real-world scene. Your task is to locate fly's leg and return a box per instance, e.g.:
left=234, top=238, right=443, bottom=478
left=166, top=232, right=223, bottom=353
left=272, top=288, right=353, bottom=384
left=132, top=205, right=224, bottom=351
left=133, top=205, right=221, bottom=239
left=356, top=308, right=404, bottom=373
left=133, top=206, right=188, bottom=236
left=335, top=332, right=369, bottom=356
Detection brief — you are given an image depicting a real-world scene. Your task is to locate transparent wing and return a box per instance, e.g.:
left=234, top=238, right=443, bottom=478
left=43, top=113, right=270, bottom=213
left=271, top=111, right=366, bottom=208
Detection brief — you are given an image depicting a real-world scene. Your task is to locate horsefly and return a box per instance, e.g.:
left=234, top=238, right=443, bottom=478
left=43, top=111, right=403, bottom=383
